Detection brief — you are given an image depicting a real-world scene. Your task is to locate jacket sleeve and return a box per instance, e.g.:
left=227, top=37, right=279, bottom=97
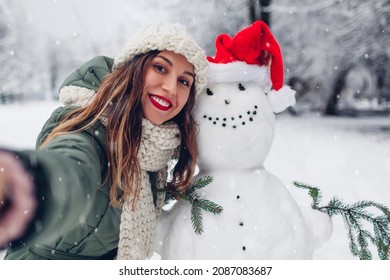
left=13, top=110, right=106, bottom=247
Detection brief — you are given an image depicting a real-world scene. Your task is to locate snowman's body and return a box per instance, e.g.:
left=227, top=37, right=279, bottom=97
left=155, top=72, right=332, bottom=259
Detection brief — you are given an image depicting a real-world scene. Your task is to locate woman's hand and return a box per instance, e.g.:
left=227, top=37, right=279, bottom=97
left=0, top=151, right=36, bottom=248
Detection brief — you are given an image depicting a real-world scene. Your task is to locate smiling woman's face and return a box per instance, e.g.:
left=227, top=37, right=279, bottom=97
left=141, top=50, right=195, bottom=125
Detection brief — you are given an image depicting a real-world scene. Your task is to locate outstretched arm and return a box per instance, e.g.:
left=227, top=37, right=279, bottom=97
left=0, top=151, right=36, bottom=248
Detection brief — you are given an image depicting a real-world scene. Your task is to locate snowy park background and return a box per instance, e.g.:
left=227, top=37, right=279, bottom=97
left=1, top=0, right=390, bottom=260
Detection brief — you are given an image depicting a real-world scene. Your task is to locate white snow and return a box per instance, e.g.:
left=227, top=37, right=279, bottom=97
left=0, top=101, right=389, bottom=260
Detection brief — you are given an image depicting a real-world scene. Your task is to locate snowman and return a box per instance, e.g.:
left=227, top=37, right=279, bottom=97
left=155, top=21, right=332, bottom=259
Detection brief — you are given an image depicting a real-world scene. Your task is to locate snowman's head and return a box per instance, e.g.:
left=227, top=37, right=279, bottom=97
left=194, top=62, right=286, bottom=170
left=194, top=20, right=296, bottom=171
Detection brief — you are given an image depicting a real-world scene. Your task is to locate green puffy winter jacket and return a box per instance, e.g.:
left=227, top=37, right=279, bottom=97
left=4, top=56, right=159, bottom=260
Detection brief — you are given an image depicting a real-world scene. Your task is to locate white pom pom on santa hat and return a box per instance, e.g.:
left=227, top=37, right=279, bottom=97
left=207, top=20, right=296, bottom=113
left=267, top=86, right=296, bottom=113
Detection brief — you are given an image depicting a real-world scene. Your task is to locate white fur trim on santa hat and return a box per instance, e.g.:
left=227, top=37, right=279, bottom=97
left=59, top=85, right=96, bottom=107
left=207, top=61, right=272, bottom=89
left=267, top=85, right=296, bottom=113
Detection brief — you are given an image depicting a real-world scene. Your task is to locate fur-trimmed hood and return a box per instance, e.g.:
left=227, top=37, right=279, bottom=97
left=59, top=56, right=113, bottom=106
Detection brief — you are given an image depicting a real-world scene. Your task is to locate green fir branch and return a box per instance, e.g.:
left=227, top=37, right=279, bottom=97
left=292, top=181, right=322, bottom=209
left=190, top=176, right=214, bottom=191
left=191, top=204, right=203, bottom=235
left=293, top=180, right=390, bottom=260
left=195, top=198, right=223, bottom=215
left=160, top=176, right=223, bottom=235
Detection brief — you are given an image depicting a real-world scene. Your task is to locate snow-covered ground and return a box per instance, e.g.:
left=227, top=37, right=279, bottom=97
left=268, top=113, right=390, bottom=260
left=0, top=101, right=389, bottom=260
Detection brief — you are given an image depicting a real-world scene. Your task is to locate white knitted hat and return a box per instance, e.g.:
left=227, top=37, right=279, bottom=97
left=114, top=22, right=208, bottom=97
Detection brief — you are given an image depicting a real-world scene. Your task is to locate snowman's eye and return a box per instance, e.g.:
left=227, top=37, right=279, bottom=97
left=206, top=88, right=214, bottom=96
left=238, top=83, right=246, bottom=91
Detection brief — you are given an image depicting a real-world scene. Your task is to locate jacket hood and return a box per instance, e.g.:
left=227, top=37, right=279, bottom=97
left=59, top=56, right=113, bottom=106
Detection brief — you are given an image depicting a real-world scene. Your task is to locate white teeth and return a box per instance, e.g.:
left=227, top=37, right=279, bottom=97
left=151, top=96, right=170, bottom=107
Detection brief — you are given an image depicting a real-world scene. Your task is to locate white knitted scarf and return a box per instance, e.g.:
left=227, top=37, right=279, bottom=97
left=116, top=118, right=180, bottom=260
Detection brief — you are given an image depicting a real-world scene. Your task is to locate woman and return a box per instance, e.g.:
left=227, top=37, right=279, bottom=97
left=0, top=22, right=208, bottom=259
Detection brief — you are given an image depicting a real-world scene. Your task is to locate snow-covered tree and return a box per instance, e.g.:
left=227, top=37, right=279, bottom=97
left=0, top=0, right=39, bottom=102
left=3, top=0, right=388, bottom=108
left=160, top=0, right=389, bottom=112
left=159, top=0, right=249, bottom=55
left=249, top=0, right=273, bottom=26
left=0, top=0, right=21, bottom=101
left=270, top=0, right=390, bottom=112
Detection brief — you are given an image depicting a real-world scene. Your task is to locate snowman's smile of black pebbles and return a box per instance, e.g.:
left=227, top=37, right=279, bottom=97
left=202, top=104, right=258, bottom=129
left=201, top=85, right=259, bottom=129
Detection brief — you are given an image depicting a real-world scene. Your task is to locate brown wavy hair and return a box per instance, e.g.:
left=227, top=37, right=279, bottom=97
left=41, top=50, right=198, bottom=208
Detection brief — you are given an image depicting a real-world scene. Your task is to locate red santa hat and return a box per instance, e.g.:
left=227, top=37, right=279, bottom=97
left=207, top=20, right=295, bottom=113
